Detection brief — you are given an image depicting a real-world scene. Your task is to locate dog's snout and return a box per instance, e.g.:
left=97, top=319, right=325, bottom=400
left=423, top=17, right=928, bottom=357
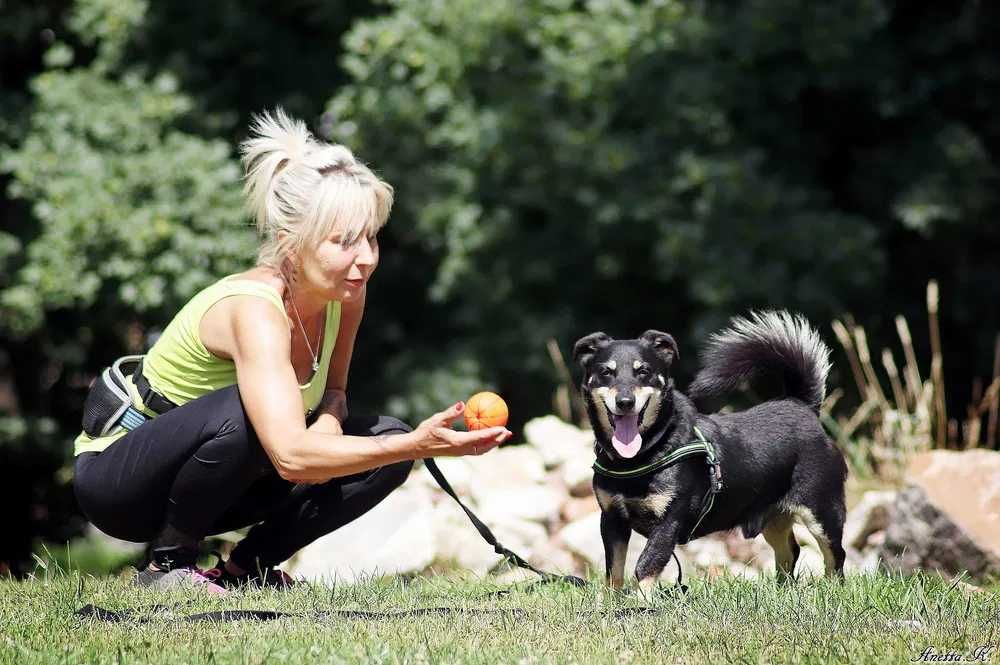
left=615, top=393, right=636, bottom=412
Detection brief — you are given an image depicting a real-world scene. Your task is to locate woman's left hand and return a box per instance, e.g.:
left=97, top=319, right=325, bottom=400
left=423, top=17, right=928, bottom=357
left=311, top=389, right=349, bottom=435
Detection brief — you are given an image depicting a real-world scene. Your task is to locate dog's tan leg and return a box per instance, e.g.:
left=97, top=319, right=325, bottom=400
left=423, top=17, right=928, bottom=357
left=599, top=508, right=631, bottom=589
left=608, top=541, right=628, bottom=589
left=762, top=513, right=798, bottom=580
left=789, top=506, right=838, bottom=577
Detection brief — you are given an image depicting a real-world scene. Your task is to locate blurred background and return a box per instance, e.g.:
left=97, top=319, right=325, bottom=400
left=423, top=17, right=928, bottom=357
left=1, top=0, right=998, bottom=577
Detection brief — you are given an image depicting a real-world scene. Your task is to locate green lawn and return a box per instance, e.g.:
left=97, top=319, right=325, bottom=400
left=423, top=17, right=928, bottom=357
left=2, top=568, right=997, bottom=664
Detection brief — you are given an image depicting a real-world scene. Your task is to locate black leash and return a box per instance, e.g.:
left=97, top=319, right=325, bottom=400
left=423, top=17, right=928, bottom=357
left=422, top=458, right=586, bottom=588
left=75, top=603, right=663, bottom=624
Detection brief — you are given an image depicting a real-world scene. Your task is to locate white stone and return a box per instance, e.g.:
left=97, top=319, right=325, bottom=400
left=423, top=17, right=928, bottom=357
left=561, top=454, right=597, bottom=498
left=465, top=446, right=547, bottom=499
left=523, top=415, right=594, bottom=469
left=431, top=498, right=504, bottom=574
left=683, top=537, right=732, bottom=570
left=283, top=484, right=436, bottom=584
left=414, top=457, right=474, bottom=498
left=843, top=490, right=896, bottom=551
left=478, top=485, right=564, bottom=524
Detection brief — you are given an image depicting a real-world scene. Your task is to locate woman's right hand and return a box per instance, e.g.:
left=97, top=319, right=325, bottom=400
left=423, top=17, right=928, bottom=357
left=410, top=401, right=512, bottom=457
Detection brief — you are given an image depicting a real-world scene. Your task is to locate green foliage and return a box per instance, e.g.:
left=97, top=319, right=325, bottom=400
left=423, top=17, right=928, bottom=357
left=2, top=65, right=253, bottom=338
left=328, top=0, right=889, bottom=420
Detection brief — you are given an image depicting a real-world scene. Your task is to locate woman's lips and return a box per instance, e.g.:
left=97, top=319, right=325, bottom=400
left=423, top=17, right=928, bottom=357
left=345, top=279, right=365, bottom=288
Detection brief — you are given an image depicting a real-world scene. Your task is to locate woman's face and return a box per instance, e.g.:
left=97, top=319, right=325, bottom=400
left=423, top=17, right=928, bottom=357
left=298, top=230, right=379, bottom=303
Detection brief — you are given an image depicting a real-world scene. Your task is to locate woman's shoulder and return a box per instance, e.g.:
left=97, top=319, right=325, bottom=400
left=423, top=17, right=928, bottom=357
left=223, top=267, right=286, bottom=293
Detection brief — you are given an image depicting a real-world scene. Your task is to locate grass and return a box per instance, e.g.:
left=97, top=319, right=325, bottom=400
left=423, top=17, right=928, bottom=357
left=2, top=567, right=998, bottom=665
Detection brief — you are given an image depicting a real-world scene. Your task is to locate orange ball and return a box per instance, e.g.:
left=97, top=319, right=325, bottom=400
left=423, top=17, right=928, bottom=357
left=464, top=391, right=509, bottom=430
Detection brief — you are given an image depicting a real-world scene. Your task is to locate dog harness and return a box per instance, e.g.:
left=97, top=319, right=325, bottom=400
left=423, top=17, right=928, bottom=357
left=592, top=425, right=723, bottom=543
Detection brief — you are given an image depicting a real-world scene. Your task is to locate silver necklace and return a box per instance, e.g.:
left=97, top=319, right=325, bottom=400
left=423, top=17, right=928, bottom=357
left=286, top=289, right=321, bottom=374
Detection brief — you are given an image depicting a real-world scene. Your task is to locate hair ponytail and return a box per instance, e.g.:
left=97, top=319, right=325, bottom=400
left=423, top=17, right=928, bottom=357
left=238, top=108, right=392, bottom=270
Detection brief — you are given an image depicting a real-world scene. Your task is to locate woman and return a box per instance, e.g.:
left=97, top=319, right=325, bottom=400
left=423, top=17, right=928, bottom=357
left=72, top=109, right=512, bottom=593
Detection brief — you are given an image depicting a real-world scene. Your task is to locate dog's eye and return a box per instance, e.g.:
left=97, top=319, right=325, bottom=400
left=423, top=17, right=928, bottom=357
left=599, top=367, right=614, bottom=377
left=635, top=367, right=650, bottom=378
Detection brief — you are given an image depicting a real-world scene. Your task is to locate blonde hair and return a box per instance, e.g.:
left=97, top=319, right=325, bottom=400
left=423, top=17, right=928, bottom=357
left=240, top=108, right=394, bottom=269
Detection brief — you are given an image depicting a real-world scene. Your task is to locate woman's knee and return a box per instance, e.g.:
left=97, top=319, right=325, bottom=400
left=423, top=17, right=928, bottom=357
left=382, top=459, right=414, bottom=487
left=372, top=416, right=413, bottom=436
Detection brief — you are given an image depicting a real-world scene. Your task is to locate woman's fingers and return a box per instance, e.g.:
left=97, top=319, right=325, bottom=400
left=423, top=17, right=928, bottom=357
left=432, top=401, right=465, bottom=427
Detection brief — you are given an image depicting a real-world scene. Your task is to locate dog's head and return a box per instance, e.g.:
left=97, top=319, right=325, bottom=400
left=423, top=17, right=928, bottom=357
left=573, top=330, right=679, bottom=460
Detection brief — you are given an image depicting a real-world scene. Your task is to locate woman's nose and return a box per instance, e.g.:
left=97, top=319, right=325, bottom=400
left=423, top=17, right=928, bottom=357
left=355, top=237, right=376, bottom=266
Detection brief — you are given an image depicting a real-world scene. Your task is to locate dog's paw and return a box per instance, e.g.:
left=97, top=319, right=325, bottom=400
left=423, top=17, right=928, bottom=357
left=637, top=578, right=687, bottom=602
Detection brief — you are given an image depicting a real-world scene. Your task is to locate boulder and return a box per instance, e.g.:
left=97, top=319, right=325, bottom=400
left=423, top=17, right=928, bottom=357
left=843, top=490, right=896, bottom=551
left=431, top=498, right=504, bottom=574
left=465, top=446, right=547, bottom=497
left=523, top=416, right=594, bottom=469
left=878, top=449, right=1000, bottom=580
left=477, top=485, right=564, bottom=524
left=562, top=454, right=597, bottom=498
left=414, top=458, right=474, bottom=498
left=880, top=485, right=1000, bottom=580
left=284, top=484, right=437, bottom=584
left=560, top=495, right=600, bottom=523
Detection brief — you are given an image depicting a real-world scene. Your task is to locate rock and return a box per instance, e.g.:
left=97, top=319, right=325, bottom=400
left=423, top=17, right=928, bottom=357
left=560, top=495, right=600, bottom=523
left=431, top=499, right=504, bottom=574
left=489, top=517, right=549, bottom=559
left=878, top=449, right=1000, bottom=580
left=843, top=490, right=896, bottom=551
left=529, top=537, right=583, bottom=576
left=720, top=530, right=775, bottom=571
left=879, top=485, right=1000, bottom=580
left=726, top=562, right=761, bottom=579
left=907, top=450, right=1000, bottom=557
left=683, top=537, right=731, bottom=570
left=414, top=458, right=474, bottom=498
left=845, top=547, right=881, bottom=574
left=465, top=446, right=546, bottom=497
left=561, top=454, right=597, bottom=498
left=477, top=485, right=564, bottom=524
left=284, top=484, right=437, bottom=584
left=524, top=416, right=594, bottom=469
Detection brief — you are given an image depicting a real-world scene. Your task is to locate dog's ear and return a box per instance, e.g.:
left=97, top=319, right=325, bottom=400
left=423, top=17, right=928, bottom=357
left=573, top=332, right=612, bottom=368
left=639, top=330, right=679, bottom=365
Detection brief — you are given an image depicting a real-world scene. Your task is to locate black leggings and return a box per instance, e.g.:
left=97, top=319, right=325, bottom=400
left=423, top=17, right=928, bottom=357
left=73, top=384, right=414, bottom=570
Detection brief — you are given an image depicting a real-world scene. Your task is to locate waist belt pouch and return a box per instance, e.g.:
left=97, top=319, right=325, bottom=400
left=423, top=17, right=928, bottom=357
left=81, top=355, right=145, bottom=437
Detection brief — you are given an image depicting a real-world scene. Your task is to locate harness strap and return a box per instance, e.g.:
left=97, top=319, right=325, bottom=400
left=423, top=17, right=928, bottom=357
left=592, top=425, right=723, bottom=544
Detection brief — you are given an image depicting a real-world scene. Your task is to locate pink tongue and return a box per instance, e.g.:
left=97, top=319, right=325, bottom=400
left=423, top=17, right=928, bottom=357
left=612, top=413, right=642, bottom=458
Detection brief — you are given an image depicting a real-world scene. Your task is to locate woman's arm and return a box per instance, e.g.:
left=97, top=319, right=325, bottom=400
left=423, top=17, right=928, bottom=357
left=222, top=296, right=510, bottom=483
left=310, top=287, right=366, bottom=435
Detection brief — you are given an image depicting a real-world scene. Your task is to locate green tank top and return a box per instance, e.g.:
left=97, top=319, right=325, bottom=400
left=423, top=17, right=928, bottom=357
left=74, top=275, right=341, bottom=455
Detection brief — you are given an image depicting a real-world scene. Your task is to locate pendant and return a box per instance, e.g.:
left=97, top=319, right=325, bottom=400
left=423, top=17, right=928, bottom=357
left=312, top=360, right=320, bottom=373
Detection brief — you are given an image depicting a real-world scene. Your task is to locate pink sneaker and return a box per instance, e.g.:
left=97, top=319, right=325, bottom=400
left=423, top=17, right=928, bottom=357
left=134, top=564, right=228, bottom=595
left=202, top=562, right=299, bottom=590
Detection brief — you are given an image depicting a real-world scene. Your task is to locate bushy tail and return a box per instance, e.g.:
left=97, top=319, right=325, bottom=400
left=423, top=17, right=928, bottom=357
left=689, top=310, right=831, bottom=411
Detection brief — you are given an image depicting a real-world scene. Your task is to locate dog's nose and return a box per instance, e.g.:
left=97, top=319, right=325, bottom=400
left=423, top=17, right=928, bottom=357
left=615, top=394, right=636, bottom=412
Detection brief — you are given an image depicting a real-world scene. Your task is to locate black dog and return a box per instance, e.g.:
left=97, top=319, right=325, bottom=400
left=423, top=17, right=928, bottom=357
left=573, top=311, right=847, bottom=590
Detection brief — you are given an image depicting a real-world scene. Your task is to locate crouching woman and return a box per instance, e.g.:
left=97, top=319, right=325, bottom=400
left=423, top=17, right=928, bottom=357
left=72, top=110, right=511, bottom=592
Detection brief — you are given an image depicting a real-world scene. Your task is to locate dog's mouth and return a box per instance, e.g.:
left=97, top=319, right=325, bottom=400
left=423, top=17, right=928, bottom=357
left=607, top=405, right=646, bottom=459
